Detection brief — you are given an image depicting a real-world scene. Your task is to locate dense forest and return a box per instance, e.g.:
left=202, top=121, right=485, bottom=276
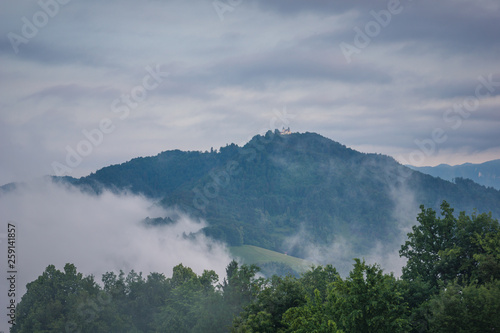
left=56, top=131, right=500, bottom=259
left=11, top=202, right=500, bottom=332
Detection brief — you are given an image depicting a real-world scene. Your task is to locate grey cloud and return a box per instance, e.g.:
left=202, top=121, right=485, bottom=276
left=370, top=1, right=500, bottom=56
left=201, top=48, right=393, bottom=87
left=253, top=0, right=372, bottom=16
left=438, top=122, right=500, bottom=153
left=1, top=0, right=500, bottom=185
left=302, top=0, right=500, bottom=60
left=413, top=79, right=488, bottom=100
left=21, top=83, right=120, bottom=104
left=0, top=37, right=127, bottom=69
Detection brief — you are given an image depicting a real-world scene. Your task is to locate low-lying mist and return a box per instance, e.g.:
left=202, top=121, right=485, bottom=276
left=0, top=178, right=232, bottom=300
left=283, top=178, right=419, bottom=278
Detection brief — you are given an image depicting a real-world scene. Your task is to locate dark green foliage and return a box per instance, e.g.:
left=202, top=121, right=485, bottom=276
left=400, top=201, right=500, bottom=291
left=258, top=262, right=300, bottom=278
left=233, top=275, right=306, bottom=332
left=143, top=216, right=175, bottom=226
left=233, top=265, right=340, bottom=332
left=222, top=261, right=264, bottom=314
left=327, top=259, right=409, bottom=333
left=11, top=202, right=500, bottom=332
left=472, top=227, right=500, bottom=283
left=12, top=260, right=406, bottom=333
left=427, top=280, right=500, bottom=332
left=234, top=259, right=409, bottom=333
left=282, top=289, right=341, bottom=333
left=400, top=201, right=500, bottom=332
left=154, top=264, right=217, bottom=332
left=202, top=225, right=244, bottom=246
left=11, top=264, right=101, bottom=333
left=300, top=265, right=339, bottom=302
left=13, top=261, right=263, bottom=333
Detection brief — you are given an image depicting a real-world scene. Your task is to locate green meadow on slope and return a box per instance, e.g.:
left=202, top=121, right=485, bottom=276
left=230, top=245, right=312, bottom=276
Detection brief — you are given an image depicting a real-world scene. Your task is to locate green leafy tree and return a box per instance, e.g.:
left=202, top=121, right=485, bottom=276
left=400, top=201, right=500, bottom=291
left=192, top=291, right=232, bottom=333
left=472, top=228, right=500, bottom=283
left=222, top=260, right=263, bottom=316
left=154, top=264, right=213, bottom=332
left=299, top=265, right=339, bottom=302
left=427, top=280, right=500, bottom=332
left=400, top=201, right=500, bottom=332
left=232, top=311, right=275, bottom=333
left=233, top=275, right=305, bottom=332
left=400, top=202, right=456, bottom=292
left=328, top=259, right=409, bottom=333
left=12, top=264, right=100, bottom=333
left=282, top=289, right=342, bottom=333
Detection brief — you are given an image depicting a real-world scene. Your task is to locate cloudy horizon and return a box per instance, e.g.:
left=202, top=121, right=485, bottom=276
left=1, top=0, right=500, bottom=185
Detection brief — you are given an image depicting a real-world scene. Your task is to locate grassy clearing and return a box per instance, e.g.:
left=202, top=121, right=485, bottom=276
left=229, top=245, right=313, bottom=273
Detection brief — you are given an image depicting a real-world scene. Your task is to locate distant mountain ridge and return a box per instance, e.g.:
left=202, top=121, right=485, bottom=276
left=44, top=131, right=500, bottom=264
left=408, top=159, right=500, bottom=190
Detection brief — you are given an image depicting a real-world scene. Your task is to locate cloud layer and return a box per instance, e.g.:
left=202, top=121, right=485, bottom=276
left=1, top=0, right=499, bottom=184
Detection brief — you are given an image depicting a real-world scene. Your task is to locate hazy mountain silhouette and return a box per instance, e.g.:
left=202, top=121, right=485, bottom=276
left=408, top=160, right=500, bottom=190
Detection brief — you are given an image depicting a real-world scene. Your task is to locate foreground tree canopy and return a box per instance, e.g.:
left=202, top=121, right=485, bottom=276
left=11, top=201, right=500, bottom=332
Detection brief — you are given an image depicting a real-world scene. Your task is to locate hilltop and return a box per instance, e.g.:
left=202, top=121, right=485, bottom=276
left=57, top=131, right=500, bottom=261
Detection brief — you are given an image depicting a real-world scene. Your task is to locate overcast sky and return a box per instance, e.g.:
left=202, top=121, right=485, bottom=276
left=1, top=0, right=500, bottom=185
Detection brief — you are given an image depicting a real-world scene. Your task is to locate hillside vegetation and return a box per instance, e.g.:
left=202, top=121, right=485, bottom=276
left=12, top=203, right=500, bottom=332
left=61, top=131, right=500, bottom=259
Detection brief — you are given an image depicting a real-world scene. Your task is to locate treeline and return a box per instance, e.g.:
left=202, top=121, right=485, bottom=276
left=11, top=201, right=500, bottom=332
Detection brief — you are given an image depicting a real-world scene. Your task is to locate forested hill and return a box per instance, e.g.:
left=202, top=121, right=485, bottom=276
left=59, top=131, right=500, bottom=257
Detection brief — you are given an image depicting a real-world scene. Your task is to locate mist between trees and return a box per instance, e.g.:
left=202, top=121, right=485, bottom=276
left=10, top=201, right=500, bottom=333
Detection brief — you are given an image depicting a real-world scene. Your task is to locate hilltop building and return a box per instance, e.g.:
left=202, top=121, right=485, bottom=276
left=280, top=127, right=291, bottom=135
